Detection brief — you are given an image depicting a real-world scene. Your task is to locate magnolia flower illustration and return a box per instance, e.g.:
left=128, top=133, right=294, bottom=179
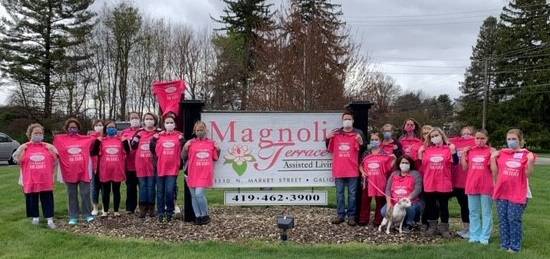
left=224, top=144, right=256, bottom=176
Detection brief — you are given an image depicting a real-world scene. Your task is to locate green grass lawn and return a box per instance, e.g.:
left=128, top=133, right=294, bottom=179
left=536, top=153, right=550, bottom=158
left=0, top=165, right=549, bottom=259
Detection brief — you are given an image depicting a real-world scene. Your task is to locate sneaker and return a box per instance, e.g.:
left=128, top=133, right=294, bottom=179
left=47, top=222, right=57, bottom=229
left=101, top=211, right=108, bottom=217
left=347, top=219, right=357, bottom=226
left=507, top=249, right=517, bottom=253
left=402, top=224, right=414, bottom=233
left=86, top=216, right=95, bottom=223
left=194, top=216, right=203, bottom=225
left=468, top=239, right=479, bottom=243
left=68, top=218, right=78, bottom=225
left=31, top=218, right=40, bottom=225
left=201, top=215, right=211, bottom=225
left=457, top=229, right=469, bottom=239
left=331, top=217, right=345, bottom=224
left=479, top=240, right=489, bottom=245
left=113, top=212, right=121, bottom=217
left=91, top=205, right=98, bottom=216
left=174, top=205, right=181, bottom=214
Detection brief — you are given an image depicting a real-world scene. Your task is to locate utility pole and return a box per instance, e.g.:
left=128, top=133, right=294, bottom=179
left=482, top=59, right=489, bottom=130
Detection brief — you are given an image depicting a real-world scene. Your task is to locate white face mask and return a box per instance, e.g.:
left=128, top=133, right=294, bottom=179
left=164, top=123, right=175, bottom=131
left=431, top=135, right=443, bottom=145
left=94, top=125, right=104, bottom=133
left=130, top=119, right=140, bottom=128
left=342, top=119, right=353, bottom=128
left=144, top=119, right=155, bottom=128
left=400, top=163, right=410, bottom=172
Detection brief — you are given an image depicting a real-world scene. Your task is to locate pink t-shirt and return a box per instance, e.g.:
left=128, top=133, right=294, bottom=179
left=134, top=130, right=156, bottom=178
left=493, top=149, right=531, bottom=204
left=187, top=138, right=219, bottom=188
left=362, top=153, right=393, bottom=197
left=99, top=137, right=126, bottom=183
left=121, top=127, right=139, bottom=171
left=328, top=132, right=361, bottom=178
left=380, top=140, right=398, bottom=156
left=421, top=145, right=453, bottom=193
left=155, top=131, right=183, bottom=177
left=152, top=80, right=186, bottom=117
left=53, top=134, right=94, bottom=183
left=449, top=136, right=476, bottom=188
left=400, top=137, right=423, bottom=160
left=20, top=142, right=56, bottom=193
left=464, top=146, right=493, bottom=196
left=390, top=173, right=418, bottom=206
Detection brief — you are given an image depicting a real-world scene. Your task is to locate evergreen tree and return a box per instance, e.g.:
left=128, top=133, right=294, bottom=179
left=0, top=0, right=96, bottom=119
left=212, top=0, right=275, bottom=110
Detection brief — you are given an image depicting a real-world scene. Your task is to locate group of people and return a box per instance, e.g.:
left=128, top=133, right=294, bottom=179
left=15, top=110, right=535, bottom=253
left=14, top=113, right=220, bottom=228
left=326, top=111, right=535, bottom=253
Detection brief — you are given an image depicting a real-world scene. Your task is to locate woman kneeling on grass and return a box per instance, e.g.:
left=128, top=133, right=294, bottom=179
left=182, top=121, right=220, bottom=225
left=491, top=128, right=535, bottom=253
left=13, top=123, right=58, bottom=229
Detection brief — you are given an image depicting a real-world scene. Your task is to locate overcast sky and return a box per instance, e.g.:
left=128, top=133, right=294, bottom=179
left=0, top=0, right=511, bottom=104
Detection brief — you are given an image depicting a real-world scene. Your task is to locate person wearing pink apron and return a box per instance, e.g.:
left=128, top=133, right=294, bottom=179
left=461, top=129, right=495, bottom=245
left=418, top=127, right=458, bottom=237
left=183, top=121, right=220, bottom=225
left=13, top=123, right=58, bottom=229
left=358, top=132, right=395, bottom=226
left=89, top=119, right=104, bottom=216
left=94, top=121, right=130, bottom=217
left=53, top=118, right=96, bottom=225
left=130, top=112, right=161, bottom=218
left=381, top=154, right=423, bottom=233
left=150, top=115, right=184, bottom=222
left=449, top=126, right=476, bottom=239
left=326, top=111, right=364, bottom=226
left=121, top=112, right=141, bottom=214
left=491, top=129, right=536, bottom=253
left=380, top=123, right=403, bottom=157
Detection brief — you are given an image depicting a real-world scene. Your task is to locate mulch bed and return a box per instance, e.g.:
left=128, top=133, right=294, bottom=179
left=57, top=207, right=457, bottom=245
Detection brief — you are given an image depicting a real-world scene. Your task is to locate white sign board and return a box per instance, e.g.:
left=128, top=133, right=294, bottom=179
left=202, top=112, right=340, bottom=188
left=224, top=190, right=328, bottom=206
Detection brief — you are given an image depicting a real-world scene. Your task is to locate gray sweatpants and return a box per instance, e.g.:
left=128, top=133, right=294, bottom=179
left=66, top=182, right=92, bottom=219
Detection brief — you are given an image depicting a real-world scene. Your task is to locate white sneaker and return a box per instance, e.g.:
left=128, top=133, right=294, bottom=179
left=101, top=211, right=108, bottom=217
left=91, top=205, right=98, bottom=216
left=174, top=205, right=181, bottom=214
left=31, top=218, right=39, bottom=225
left=113, top=212, right=121, bottom=217
left=47, top=222, right=57, bottom=229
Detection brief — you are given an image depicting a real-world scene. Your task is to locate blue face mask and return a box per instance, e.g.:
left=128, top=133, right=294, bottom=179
left=370, top=140, right=380, bottom=148
left=106, top=127, right=117, bottom=136
left=507, top=139, right=519, bottom=149
left=383, top=132, right=392, bottom=139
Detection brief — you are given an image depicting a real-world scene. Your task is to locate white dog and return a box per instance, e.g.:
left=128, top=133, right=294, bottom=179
left=378, top=198, right=412, bottom=234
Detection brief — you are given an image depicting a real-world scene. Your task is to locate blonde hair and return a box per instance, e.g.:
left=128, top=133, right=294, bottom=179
left=424, top=127, right=450, bottom=147
left=461, top=126, right=475, bottom=135
left=26, top=123, right=44, bottom=139
left=507, top=128, right=525, bottom=147
left=193, top=120, right=207, bottom=133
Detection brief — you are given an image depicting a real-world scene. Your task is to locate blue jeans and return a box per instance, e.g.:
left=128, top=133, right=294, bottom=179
left=138, top=176, right=156, bottom=204
left=189, top=188, right=208, bottom=217
left=468, top=195, right=493, bottom=243
left=335, top=177, right=358, bottom=219
left=381, top=202, right=422, bottom=226
left=156, top=176, right=177, bottom=217
left=496, top=199, right=526, bottom=252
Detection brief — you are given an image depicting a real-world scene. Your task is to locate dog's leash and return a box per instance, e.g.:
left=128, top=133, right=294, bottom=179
left=362, top=176, right=400, bottom=203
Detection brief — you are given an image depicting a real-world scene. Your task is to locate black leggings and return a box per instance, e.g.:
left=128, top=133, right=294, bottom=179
left=424, top=192, right=451, bottom=223
left=101, top=182, right=121, bottom=212
left=25, top=191, right=54, bottom=218
left=453, top=188, right=469, bottom=223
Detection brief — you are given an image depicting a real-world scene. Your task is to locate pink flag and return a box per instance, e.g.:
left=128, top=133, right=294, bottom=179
left=152, top=80, right=186, bottom=117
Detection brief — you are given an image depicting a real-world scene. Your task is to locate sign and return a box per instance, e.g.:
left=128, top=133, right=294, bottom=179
left=202, top=112, right=341, bottom=188
left=224, top=190, right=328, bottom=206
